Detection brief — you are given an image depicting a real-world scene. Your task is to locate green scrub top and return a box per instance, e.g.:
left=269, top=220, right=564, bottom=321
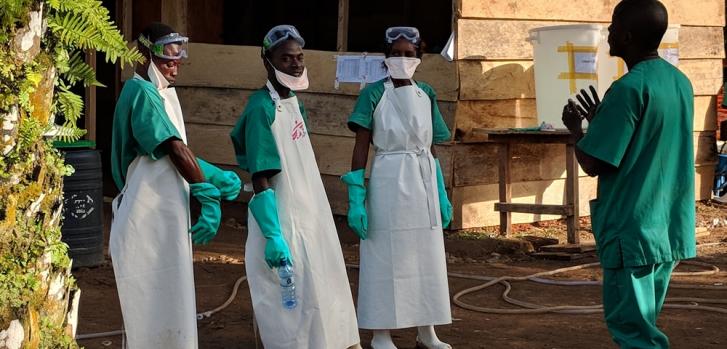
left=578, top=58, right=696, bottom=268
left=230, top=88, right=308, bottom=175
left=347, top=79, right=452, bottom=144
left=110, top=77, right=182, bottom=190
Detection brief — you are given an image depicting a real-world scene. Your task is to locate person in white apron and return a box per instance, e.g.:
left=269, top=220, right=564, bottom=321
left=229, top=25, right=361, bottom=349
left=341, top=27, right=453, bottom=349
left=109, top=23, right=240, bottom=349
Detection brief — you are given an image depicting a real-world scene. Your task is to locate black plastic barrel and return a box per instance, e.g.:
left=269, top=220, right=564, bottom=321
left=61, top=149, right=104, bottom=268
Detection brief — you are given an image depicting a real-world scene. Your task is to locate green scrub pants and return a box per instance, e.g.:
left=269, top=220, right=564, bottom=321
left=602, top=261, right=676, bottom=349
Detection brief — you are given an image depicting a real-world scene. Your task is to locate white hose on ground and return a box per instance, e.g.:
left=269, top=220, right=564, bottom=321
left=77, top=250, right=726, bottom=339
left=76, top=275, right=248, bottom=340
left=196, top=275, right=248, bottom=320
left=450, top=260, right=727, bottom=315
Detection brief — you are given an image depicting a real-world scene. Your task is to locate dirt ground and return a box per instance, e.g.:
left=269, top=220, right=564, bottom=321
left=73, top=201, right=727, bottom=349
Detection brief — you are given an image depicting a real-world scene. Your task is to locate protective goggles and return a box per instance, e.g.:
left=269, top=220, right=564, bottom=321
left=139, top=33, right=189, bottom=60
left=385, top=26, right=421, bottom=45
left=263, top=25, right=305, bottom=52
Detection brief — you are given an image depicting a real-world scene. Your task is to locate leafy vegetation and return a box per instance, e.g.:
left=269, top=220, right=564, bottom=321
left=0, top=0, right=141, bottom=346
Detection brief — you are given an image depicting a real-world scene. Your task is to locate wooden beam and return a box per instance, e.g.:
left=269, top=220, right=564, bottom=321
left=694, top=95, right=718, bottom=132
left=454, top=95, right=717, bottom=144
left=458, top=59, right=723, bottom=100
left=452, top=176, right=599, bottom=229
left=696, top=164, right=718, bottom=200
left=456, top=19, right=725, bottom=61
left=175, top=43, right=459, bottom=101
left=495, top=203, right=573, bottom=216
left=336, top=0, right=349, bottom=52
left=117, top=0, right=133, bottom=98
left=456, top=0, right=726, bottom=27
left=695, top=131, right=718, bottom=165
left=565, top=143, right=580, bottom=244
left=454, top=142, right=583, bottom=187
left=177, top=87, right=457, bottom=138
left=161, top=0, right=188, bottom=34
left=497, top=143, right=512, bottom=235
left=85, top=50, right=97, bottom=144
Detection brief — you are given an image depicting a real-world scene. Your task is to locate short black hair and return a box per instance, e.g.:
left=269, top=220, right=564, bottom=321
left=141, top=22, right=176, bottom=42
left=613, top=0, right=669, bottom=50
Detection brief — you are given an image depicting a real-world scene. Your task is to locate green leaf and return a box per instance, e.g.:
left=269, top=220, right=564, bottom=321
left=64, top=50, right=104, bottom=87
left=57, top=84, right=83, bottom=123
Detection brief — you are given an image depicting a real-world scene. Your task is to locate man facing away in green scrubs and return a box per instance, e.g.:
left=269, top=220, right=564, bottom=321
left=562, top=1, right=696, bottom=348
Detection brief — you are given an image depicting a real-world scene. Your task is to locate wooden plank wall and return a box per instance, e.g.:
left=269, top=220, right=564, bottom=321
left=450, top=0, right=725, bottom=229
left=177, top=43, right=458, bottom=215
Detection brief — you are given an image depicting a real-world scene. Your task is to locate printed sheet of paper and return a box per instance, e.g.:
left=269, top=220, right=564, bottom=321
left=336, top=55, right=365, bottom=83
left=659, top=48, right=679, bottom=67
left=574, top=52, right=597, bottom=74
left=336, top=55, right=389, bottom=85
left=363, top=56, right=387, bottom=82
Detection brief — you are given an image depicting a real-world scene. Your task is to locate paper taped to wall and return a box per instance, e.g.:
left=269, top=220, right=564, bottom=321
left=335, top=55, right=388, bottom=88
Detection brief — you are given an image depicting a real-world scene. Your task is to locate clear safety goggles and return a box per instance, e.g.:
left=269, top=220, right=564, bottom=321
left=139, top=33, right=189, bottom=60
left=263, top=25, right=305, bottom=52
left=385, top=26, right=421, bottom=44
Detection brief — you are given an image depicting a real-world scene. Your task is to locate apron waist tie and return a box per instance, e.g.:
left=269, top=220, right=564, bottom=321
left=375, top=148, right=438, bottom=229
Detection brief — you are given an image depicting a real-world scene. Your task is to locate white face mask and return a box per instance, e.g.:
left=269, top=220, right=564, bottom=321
left=385, top=57, right=421, bottom=80
left=274, top=67, right=309, bottom=91
left=267, top=58, right=309, bottom=91
left=147, top=57, right=170, bottom=90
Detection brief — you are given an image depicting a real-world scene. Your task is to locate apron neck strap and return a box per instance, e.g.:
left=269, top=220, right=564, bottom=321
left=266, top=80, right=281, bottom=102
left=266, top=80, right=285, bottom=111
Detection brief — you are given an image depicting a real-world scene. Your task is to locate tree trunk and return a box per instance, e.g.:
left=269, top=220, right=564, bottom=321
left=0, top=3, right=80, bottom=348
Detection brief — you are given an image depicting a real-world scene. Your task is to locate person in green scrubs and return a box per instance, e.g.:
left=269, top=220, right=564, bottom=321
left=562, top=1, right=696, bottom=348
left=110, top=22, right=240, bottom=347
left=229, top=25, right=361, bottom=348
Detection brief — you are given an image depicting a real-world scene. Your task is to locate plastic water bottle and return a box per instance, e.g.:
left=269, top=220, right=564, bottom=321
left=278, top=260, right=297, bottom=309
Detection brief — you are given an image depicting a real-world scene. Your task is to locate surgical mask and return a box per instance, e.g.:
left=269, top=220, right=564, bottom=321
left=147, top=57, right=170, bottom=90
left=268, top=59, right=309, bottom=91
left=385, top=57, right=421, bottom=79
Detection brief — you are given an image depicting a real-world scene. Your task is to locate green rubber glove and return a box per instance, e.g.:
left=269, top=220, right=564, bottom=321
left=197, top=157, right=242, bottom=201
left=189, top=182, right=222, bottom=245
left=341, top=169, right=368, bottom=240
left=435, top=159, right=453, bottom=229
left=249, top=189, right=292, bottom=268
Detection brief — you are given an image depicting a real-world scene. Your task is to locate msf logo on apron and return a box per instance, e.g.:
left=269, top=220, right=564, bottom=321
left=291, top=119, right=306, bottom=141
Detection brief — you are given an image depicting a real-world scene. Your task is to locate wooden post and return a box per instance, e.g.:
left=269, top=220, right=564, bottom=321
left=161, top=0, right=188, bottom=35
left=84, top=50, right=97, bottom=144
left=498, top=142, right=512, bottom=236
left=116, top=0, right=133, bottom=97
left=121, top=0, right=132, bottom=41
left=336, top=0, right=349, bottom=51
left=565, top=143, right=580, bottom=244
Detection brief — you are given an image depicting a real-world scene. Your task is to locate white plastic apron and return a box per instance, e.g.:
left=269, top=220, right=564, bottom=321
left=109, top=75, right=198, bottom=348
left=357, top=80, right=452, bottom=329
left=245, top=82, right=360, bottom=348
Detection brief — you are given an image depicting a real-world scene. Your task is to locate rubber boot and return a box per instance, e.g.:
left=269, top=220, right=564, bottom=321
left=416, top=326, right=451, bottom=349
left=371, top=330, right=398, bottom=349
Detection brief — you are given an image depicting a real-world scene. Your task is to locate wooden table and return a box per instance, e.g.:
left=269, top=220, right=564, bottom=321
left=478, top=129, right=581, bottom=245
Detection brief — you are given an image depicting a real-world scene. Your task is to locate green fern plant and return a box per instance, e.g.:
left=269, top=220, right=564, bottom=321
left=64, top=50, right=103, bottom=87
left=43, top=0, right=143, bottom=142
left=46, top=0, right=143, bottom=65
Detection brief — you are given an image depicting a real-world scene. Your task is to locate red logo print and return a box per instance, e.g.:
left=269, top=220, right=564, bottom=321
left=291, top=119, right=306, bottom=141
